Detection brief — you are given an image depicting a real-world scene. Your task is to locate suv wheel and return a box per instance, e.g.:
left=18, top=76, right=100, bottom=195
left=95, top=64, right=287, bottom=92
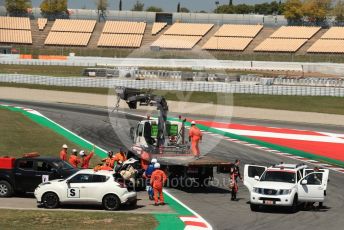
left=290, top=194, right=298, bottom=213
left=42, top=192, right=59, bottom=209
left=0, top=180, right=13, bottom=197
left=103, top=194, right=120, bottom=211
left=250, top=203, right=259, bottom=212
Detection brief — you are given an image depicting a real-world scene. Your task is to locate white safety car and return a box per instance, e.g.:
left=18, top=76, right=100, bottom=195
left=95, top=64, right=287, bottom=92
left=244, top=163, right=329, bottom=212
left=34, top=169, right=137, bottom=210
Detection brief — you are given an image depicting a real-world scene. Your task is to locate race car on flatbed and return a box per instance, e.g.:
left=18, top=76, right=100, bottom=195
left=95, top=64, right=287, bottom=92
left=0, top=155, right=77, bottom=197
left=244, top=163, right=329, bottom=212
left=35, top=169, right=137, bottom=210
left=115, top=87, right=232, bottom=188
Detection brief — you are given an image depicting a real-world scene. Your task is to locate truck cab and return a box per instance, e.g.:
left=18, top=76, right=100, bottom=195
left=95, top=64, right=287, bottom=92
left=0, top=156, right=78, bottom=197
left=244, top=163, right=329, bottom=212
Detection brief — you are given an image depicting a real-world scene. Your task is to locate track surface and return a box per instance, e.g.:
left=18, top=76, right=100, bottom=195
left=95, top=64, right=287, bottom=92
left=1, top=100, right=344, bottom=230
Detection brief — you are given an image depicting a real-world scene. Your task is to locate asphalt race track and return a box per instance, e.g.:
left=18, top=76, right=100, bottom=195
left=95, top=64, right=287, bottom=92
left=1, top=99, right=344, bottom=230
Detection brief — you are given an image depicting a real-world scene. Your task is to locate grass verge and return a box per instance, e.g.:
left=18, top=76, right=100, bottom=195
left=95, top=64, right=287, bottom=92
left=0, top=108, right=102, bottom=166
left=0, top=64, right=85, bottom=77
left=2, top=83, right=344, bottom=115
left=0, top=209, right=156, bottom=230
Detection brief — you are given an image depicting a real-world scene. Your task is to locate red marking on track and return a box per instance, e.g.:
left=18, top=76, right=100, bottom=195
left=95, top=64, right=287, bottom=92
left=192, top=120, right=327, bottom=136
left=184, top=221, right=208, bottom=228
left=248, top=136, right=344, bottom=162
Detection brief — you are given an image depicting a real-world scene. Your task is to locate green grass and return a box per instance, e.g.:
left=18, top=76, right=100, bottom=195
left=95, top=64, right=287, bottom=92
left=2, top=83, right=344, bottom=115
left=0, top=64, right=85, bottom=77
left=0, top=108, right=102, bottom=166
left=0, top=209, right=156, bottom=230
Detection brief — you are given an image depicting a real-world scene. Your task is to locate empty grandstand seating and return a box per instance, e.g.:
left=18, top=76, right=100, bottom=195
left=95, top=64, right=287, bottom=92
left=202, top=37, right=252, bottom=51
left=307, top=39, right=344, bottom=53
left=270, top=26, right=320, bottom=39
left=151, top=35, right=202, bottom=49
left=102, top=21, right=146, bottom=34
left=214, top=24, right=263, bottom=37
left=164, top=23, right=213, bottom=36
left=45, top=32, right=92, bottom=46
left=0, top=29, right=32, bottom=44
left=97, top=34, right=143, bottom=48
left=37, top=18, right=48, bottom=30
left=0, top=16, right=31, bottom=30
left=51, top=19, right=96, bottom=32
left=0, top=16, right=32, bottom=44
left=45, top=19, right=96, bottom=46
left=97, top=21, right=146, bottom=48
left=321, top=27, right=344, bottom=39
left=254, top=38, right=307, bottom=52
left=152, top=22, right=167, bottom=35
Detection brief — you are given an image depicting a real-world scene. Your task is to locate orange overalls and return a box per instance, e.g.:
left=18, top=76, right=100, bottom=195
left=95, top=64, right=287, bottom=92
left=141, top=151, right=150, bottom=170
left=103, top=157, right=115, bottom=168
left=81, top=152, right=94, bottom=169
left=113, top=152, right=127, bottom=164
left=150, top=169, right=167, bottom=204
left=189, top=126, right=202, bottom=157
left=59, top=149, right=67, bottom=161
left=69, top=155, right=81, bottom=168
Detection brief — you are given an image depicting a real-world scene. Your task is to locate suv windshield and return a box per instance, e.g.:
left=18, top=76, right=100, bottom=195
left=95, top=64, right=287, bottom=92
left=260, top=170, right=296, bottom=183
left=52, top=160, right=74, bottom=170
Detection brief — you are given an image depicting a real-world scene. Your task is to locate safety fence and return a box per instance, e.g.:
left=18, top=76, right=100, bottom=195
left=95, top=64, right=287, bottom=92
left=1, top=74, right=344, bottom=97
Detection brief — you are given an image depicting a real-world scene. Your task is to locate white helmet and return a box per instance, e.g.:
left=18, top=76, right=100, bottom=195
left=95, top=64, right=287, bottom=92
left=79, top=150, right=85, bottom=156
left=154, top=163, right=160, bottom=169
left=72, top=149, right=77, bottom=153
left=191, top=121, right=196, bottom=125
left=62, top=144, right=68, bottom=148
left=151, top=158, right=157, bottom=164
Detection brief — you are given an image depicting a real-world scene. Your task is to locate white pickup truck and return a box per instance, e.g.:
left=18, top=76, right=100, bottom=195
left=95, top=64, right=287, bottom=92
left=243, top=163, right=329, bottom=212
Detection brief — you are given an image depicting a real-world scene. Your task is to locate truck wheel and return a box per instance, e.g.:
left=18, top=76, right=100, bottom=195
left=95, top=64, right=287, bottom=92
left=0, top=180, right=13, bottom=197
left=250, top=203, right=259, bottom=212
left=42, top=192, right=59, bottom=209
left=103, top=194, right=120, bottom=211
left=290, top=194, right=298, bottom=213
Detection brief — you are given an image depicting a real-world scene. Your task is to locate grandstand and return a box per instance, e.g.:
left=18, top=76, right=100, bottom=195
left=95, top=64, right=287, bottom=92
left=44, top=19, right=96, bottom=46
left=0, top=16, right=32, bottom=44
left=254, top=26, right=321, bottom=53
left=150, top=23, right=213, bottom=49
left=151, top=35, right=202, bottom=49
left=0, top=15, right=343, bottom=57
left=97, top=21, right=146, bottom=48
left=270, top=26, right=320, bottom=39
left=152, top=22, right=167, bottom=35
left=306, top=27, right=344, bottom=54
left=203, top=24, right=262, bottom=51
left=254, top=38, right=308, bottom=52
left=214, top=24, right=263, bottom=37
left=37, top=18, right=47, bottom=31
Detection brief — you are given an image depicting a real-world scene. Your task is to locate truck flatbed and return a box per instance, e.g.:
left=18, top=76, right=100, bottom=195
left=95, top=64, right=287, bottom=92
left=154, top=155, right=231, bottom=167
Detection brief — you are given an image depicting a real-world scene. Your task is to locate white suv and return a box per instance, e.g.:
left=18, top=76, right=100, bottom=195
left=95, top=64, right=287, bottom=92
left=34, top=169, right=137, bottom=210
left=244, top=163, right=329, bottom=212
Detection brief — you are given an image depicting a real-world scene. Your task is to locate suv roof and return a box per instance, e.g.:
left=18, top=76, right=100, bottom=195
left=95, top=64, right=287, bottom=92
left=269, top=163, right=308, bottom=171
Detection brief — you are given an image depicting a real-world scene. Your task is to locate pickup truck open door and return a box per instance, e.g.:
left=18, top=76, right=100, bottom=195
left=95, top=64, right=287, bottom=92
left=243, top=164, right=267, bottom=192
left=298, top=169, right=329, bottom=202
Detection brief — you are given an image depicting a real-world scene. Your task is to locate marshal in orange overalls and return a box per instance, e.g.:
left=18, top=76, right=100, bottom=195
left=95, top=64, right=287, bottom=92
left=69, top=154, right=81, bottom=168
left=150, top=169, right=167, bottom=205
left=189, top=124, right=202, bottom=157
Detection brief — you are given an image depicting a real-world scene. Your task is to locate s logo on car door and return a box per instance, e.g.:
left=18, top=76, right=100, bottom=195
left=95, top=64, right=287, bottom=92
left=67, top=188, right=80, bottom=198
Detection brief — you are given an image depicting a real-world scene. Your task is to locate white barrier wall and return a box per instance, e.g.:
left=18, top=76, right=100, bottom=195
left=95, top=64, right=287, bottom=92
left=1, top=74, right=344, bottom=97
